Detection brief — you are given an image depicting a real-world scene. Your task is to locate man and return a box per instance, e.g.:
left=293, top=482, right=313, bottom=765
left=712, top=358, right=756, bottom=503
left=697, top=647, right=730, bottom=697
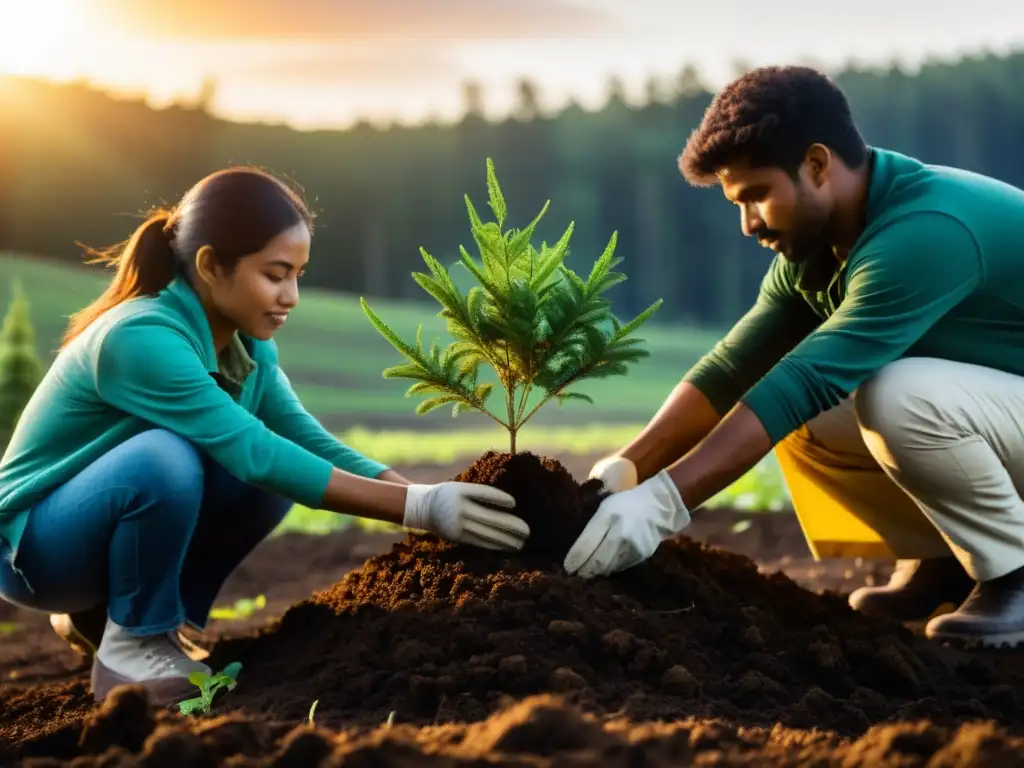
left=563, top=64, right=1024, bottom=649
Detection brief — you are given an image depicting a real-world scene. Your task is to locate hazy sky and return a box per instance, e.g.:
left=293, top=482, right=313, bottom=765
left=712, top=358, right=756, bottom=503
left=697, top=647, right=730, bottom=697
left=1, top=0, right=1021, bottom=128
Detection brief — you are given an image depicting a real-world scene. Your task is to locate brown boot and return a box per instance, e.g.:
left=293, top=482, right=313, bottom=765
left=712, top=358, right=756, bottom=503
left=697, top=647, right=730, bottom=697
left=926, top=564, right=1024, bottom=648
left=848, top=557, right=975, bottom=622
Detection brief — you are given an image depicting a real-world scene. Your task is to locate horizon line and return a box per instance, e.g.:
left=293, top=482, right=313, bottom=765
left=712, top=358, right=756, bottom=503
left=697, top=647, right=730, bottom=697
left=3, top=42, right=1020, bottom=133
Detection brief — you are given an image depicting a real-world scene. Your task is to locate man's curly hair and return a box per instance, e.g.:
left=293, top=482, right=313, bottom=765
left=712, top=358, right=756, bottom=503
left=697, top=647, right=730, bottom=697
left=679, top=65, right=869, bottom=186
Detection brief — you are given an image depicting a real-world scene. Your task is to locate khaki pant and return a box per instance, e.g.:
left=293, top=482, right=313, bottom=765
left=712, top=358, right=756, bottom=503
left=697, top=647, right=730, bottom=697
left=775, top=357, right=1024, bottom=581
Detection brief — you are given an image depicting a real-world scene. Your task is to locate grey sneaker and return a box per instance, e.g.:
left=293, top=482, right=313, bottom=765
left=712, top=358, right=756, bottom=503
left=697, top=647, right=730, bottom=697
left=52, top=610, right=209, bottom=663
left=91, top=619, right=212, bottom=706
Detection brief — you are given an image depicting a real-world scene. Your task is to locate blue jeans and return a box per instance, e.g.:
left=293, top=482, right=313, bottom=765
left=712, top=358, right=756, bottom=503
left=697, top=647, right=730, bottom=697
left=0, top=429, right=292, bottom=636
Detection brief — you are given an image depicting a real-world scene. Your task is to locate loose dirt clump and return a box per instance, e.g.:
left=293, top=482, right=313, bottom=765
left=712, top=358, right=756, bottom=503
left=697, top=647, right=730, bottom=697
left=4, top=450, right=1024, bottom=766
left=9, top=684, right=1024, bottom=766
left=452, top=449, right=608, bottom=557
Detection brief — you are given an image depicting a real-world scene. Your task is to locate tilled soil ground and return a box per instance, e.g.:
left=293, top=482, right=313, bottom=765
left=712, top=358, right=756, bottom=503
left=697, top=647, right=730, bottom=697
left=2, top=451, right=1023, bottom=766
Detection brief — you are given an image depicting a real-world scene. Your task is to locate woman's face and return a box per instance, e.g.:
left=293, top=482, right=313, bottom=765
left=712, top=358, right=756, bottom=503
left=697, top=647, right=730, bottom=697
left=201, top=221, right=310, bottom=344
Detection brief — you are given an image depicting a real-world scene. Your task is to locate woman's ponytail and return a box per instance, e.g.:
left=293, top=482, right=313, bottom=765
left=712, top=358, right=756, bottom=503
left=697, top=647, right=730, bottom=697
left=62, top=166, right=314, bottom=349
left=61, top=209, right=179, bottom=348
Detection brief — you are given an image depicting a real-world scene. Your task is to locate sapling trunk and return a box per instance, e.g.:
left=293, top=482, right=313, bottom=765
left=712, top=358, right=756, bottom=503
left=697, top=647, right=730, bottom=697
left=361, top=158, right=663, bottom=449
left=505, top=372, right=517, bottom=454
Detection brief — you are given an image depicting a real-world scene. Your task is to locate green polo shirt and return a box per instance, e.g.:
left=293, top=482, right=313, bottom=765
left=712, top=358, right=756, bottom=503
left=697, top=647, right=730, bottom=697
left=685, top=146, right=1024, bottom=443
left=0, top=275, right=388, bottom=556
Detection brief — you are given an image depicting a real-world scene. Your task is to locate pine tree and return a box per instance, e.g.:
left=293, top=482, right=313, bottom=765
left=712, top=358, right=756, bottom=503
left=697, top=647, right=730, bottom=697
left=362, top=158, right=662, bottom=453
left=0, top=281, right=45, bottom=446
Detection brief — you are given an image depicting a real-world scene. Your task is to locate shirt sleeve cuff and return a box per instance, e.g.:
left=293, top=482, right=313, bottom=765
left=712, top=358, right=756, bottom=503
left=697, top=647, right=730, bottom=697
left=740, top=358, right=823, bottom=445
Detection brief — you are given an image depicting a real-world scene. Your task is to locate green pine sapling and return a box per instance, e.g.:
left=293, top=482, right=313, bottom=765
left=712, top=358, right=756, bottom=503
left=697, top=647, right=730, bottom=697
left=0, top=280, right=45, bottom=448
left=361, top=158, right=662, bottom=454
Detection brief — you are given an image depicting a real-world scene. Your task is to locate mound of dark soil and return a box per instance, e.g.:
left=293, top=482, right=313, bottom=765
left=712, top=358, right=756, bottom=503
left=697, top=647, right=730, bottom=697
left=196, top=451, right=1024, bottom=738
left=453, top=449, right=608, bottom=557
left=6, top=450, right=1024, bottom=766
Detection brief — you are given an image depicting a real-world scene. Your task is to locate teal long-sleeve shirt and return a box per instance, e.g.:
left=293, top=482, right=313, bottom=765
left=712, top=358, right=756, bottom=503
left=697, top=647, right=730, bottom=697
left=0, top=275, right=388, bottom=556
left=684, top=146, right=1024, bottom=444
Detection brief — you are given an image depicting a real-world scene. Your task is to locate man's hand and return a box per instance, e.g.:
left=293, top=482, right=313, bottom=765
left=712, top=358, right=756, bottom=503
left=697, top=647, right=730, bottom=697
left=403, top=482, right=530, bottom=551
left=589, top=455, right=638, bottom=492
left=564, top=470, right=690, bottom=578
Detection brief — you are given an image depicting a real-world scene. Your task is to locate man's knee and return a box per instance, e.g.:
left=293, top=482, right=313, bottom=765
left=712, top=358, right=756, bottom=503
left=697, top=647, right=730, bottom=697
left=855, top=358, right=956, bottom=456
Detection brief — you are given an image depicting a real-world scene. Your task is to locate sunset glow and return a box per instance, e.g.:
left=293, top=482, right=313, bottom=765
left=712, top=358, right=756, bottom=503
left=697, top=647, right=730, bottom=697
left=0, top=0, right=1020, bottom=129
left=0, top=1, right=94, bottom=77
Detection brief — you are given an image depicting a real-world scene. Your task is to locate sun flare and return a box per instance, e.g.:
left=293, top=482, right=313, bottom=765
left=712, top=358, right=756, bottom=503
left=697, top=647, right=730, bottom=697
left=0, top=1, right=91, bottom=77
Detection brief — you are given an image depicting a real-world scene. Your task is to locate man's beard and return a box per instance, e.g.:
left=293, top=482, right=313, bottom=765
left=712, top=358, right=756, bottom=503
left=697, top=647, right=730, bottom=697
left=755, top=227, right=826, bottom=264
left=777, top=194, right=831, bottom=264
left=779, top=232, right=829, bottom=264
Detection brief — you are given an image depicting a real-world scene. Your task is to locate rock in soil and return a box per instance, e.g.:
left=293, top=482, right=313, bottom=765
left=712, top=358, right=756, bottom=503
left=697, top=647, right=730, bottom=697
left=3, top=450, right=1024, bottom=766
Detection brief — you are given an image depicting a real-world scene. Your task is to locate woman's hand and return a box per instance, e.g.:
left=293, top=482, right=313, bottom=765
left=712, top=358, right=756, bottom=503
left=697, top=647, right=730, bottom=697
left=403, top=482, right=529, bottom=551
left=321, top=469, right=529, bottom=551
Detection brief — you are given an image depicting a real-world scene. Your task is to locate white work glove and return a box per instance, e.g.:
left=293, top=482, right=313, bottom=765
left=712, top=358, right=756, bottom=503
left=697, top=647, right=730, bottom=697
left=564, top=469, right=690, bottom=579
left=403, top=482, right=530, bottom=551
left=589, top=455, right=638, bottom=492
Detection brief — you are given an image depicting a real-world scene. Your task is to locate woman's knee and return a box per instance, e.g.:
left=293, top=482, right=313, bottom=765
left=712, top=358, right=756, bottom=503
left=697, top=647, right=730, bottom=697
left=117, top=429, right=205, bottom=509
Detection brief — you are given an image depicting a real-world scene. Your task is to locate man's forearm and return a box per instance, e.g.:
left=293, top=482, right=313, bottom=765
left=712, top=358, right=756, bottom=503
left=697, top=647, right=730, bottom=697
left=619, top=381, right=723, bottom=481
left=666, top=401, right=773, bottom=510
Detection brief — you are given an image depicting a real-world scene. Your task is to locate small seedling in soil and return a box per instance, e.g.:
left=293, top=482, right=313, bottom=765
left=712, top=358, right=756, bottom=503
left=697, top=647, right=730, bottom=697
left=308, top=699, right=318, bottom=725
left=209, top=594, right=267, bottom=621
left=361, top=157, right=662, bottom=455
left=177, top=662, right=242, bottom=717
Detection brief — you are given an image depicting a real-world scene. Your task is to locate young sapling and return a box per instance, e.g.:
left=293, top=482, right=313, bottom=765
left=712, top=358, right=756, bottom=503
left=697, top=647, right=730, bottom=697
left=361, top=158, right=662, bottom=453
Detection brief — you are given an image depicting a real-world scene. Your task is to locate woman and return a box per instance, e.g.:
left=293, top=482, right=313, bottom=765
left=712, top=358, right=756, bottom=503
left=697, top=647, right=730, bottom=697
left=0, top=167, right=530, bottom=706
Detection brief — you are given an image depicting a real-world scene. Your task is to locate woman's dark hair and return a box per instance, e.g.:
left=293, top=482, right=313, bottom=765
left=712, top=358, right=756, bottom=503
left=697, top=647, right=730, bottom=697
left=679, top=65, right=869, bottom=186
left=62, top=166, right=313, bottom=347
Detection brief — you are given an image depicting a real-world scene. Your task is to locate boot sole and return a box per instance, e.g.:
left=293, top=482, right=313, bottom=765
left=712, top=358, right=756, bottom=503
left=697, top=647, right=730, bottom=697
left=91, top=657, right=199, bottom=707
left=927, top=627, right=1024, bottom=650
left=853, top=600, right=961, bottom=624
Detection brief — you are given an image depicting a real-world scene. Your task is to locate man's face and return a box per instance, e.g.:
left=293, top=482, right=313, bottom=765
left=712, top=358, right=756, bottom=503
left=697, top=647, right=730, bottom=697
left=718, top=158, right=833, bottom=264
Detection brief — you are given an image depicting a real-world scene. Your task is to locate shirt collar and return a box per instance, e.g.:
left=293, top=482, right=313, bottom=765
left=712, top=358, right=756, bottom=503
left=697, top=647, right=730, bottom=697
left=219, top=332, right=256, bottom=386
left=161, top=274, right=255, bottom=381
left=796, top=146, right=890, bottom=293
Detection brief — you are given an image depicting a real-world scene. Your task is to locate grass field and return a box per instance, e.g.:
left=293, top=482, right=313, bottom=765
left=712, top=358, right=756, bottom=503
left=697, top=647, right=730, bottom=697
left=0, top=251, right=724, bottom=430
left=276, top=442, right=789, bottom=535
left=276, top=426, right=791, bottom=535
left=0, top=251, right=792, bottom=534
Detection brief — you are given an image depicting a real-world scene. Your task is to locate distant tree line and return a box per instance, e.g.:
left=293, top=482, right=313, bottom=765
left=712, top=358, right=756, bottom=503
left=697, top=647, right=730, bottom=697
left=2, top=52, right=1023, bottom=326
